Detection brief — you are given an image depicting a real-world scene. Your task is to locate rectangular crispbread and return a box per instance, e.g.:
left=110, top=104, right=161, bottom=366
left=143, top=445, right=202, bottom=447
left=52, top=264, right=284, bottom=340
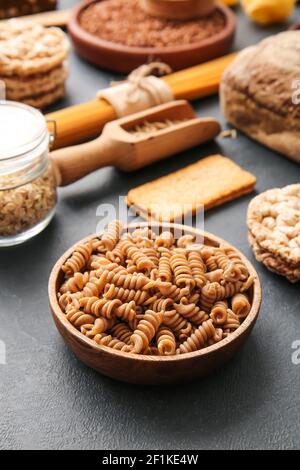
left=127, top=155, right=256, bottom=221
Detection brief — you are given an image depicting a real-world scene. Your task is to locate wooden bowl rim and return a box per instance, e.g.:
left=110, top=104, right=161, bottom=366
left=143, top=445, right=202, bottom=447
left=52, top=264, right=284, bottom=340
left=68, top=0, right=236, bottom=56
left=49, top=222, right=262, bottom=363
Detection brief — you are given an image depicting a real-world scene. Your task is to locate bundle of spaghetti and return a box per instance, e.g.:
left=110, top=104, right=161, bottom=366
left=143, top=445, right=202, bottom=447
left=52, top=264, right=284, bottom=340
left=210, top=300, right=228, bottom=325
left=62, top=240, right=93, bottom=276
left=214, top=248, right=241, bottom=282
left=93, top=220, right=122, bottom=253
left=176, top=319, right=217, bottom=354
left=223, top=309, right=240, bottom=332
left=130, top=310, right=163, bottom=354
left=170, top=252, right=195, bottom=288
left=155, top=231, right=174, bottom=248
left=93, top=333, right=129, bottom=351
left=163, top=309, right=193, bottom=340
left=174, top=297, right=208, bottom=326
left=231, top=293, right=251, bottom=319
left=110, top=322, right=133, bottom=344
left=47, top=53, right=238, bottom=150
left=104, top=284, right=156, bottom=306
left=187, top=250, right=207, bottom=287
left=81, top=317, right=116, bottom=338
left=156, top=326, right=176, bottom=356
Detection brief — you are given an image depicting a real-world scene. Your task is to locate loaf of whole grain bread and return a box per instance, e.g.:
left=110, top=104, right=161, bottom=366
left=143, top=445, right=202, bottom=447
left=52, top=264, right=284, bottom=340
left=220, top=31, right=300, bottom=164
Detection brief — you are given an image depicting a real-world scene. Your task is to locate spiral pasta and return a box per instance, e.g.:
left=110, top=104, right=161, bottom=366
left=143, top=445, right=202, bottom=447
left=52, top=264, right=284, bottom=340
left=158, top=249, right=172, bottom=283
left=163, top=309, right=193, bottom=341
left=223, top=309, right=240, bottom=332
left=62, top=241, right=93, bottom=276
left=231, top=293, right=251, bottom=319
left=155, top=231, right=174, bottom=248
left=81, top=317, right=116, bottom=338
left=94, top=220, right=122, bottom=253
left=174, top=298, right=208, bottom=326
left=93, top=333, right=129, bottom=351
left=210, top=300, right=228, bottom=325
left=110, top=322, right=133, bottom=344
left=214, top=248, right=241, bottom=282
left=170, top=252, right=195, bottom=289
left=187, top=250, right=207, bottom=288
left=156, top=326, right=176, bottom=356
left=176, top=319, right=217, bottom=354
left=130, top=310, right=163, bottom=354
left=58, top=220, right=254, bottom=356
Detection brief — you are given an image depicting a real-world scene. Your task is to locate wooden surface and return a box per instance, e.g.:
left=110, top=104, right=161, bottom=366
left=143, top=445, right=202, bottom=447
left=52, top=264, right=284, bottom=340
left=140, top=0, right=216, bottom=20
left=68, top=0, right=236, bottom=73
left=48, top=223, right=262, bottom=385
left=50, top=100, right=221, bottom=184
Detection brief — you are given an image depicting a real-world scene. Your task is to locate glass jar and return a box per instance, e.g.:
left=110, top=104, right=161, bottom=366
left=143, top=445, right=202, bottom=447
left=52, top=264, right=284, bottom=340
left=0, top=100, right=57, bottom=247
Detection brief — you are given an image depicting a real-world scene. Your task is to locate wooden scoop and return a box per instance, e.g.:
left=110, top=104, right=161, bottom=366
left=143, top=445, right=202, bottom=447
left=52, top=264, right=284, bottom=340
left=50, top=100, right=221, bottom=187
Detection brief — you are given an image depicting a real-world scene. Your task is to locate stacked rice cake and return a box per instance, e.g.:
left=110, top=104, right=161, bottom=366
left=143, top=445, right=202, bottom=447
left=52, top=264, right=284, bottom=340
left=0, top=0, right=57, bottom=19
left=0, top=20, right=69, bottom=108
left=247, top=185, right=300, bottom=283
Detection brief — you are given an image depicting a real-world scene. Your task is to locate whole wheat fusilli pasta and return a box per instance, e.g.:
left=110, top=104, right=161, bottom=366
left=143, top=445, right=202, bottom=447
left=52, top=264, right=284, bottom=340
left=57, top=221, right=255, bottom=356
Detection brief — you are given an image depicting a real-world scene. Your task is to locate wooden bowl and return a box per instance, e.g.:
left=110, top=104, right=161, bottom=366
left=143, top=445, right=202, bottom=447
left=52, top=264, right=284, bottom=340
left=140, top=0, right=216, bottom=20
left=68, top=0, right=236, bottom=73
left=49, top=223, right=262, bottom=385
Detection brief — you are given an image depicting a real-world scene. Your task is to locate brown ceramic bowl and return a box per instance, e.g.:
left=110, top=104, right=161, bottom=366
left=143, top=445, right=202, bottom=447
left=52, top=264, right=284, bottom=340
left=49, top=222, right=262, bottom=385
left=68, top=0, right=236, bottom=73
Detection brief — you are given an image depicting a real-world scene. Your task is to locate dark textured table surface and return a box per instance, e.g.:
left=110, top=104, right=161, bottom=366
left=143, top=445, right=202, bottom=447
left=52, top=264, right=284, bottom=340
left=1, top=0, right=300, bottom=450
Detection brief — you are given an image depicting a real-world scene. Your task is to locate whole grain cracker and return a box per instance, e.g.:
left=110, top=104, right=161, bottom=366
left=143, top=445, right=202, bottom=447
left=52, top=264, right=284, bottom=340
left=127, top=155, right=256, bottom=222
left=247, top=184, right=300, bottom=267
left=0, top=20, right=69, bottom=77
left=20, top=83, right=65, bottom=109
left=3, top=64, right=68, bottom=100
left=248, top=231, right=300, bottom=283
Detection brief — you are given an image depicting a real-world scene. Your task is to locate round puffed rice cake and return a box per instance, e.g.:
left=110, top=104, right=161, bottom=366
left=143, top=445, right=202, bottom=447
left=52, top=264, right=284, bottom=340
left=247, top=184, right=300, bottom=268
left=0, top=20, right=69, bottom=77
left=248, top=231, right=300, bottom=283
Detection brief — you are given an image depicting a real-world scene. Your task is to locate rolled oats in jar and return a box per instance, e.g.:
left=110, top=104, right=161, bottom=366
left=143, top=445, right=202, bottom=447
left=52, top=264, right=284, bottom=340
left=0, top=101, right=57, bottom=246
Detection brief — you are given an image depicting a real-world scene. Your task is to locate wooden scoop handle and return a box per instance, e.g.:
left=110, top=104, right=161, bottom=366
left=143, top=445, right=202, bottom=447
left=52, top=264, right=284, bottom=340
left=50, top=137, right=118, bottom=186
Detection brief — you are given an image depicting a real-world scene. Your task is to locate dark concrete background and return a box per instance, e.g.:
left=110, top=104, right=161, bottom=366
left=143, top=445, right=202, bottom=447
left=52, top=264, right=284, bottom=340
left=0, top=0, right=299, bottom=450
